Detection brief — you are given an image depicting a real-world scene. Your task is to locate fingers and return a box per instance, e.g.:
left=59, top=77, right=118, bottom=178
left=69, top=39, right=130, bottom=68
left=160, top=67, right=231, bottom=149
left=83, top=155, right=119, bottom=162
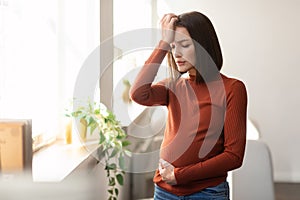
left=158, top=162, right=163, bottom=172
left=159, top=167, right=177, bottom=185
left=158, top=160, right=167, bottom=178
left=158, top=159, right=177, bottom=185
left=159, top=158, right=171, bottom=168
left=160, top=13, right=178, bottom=29
left=160, top=13, right=178, bottom=44
left=160, top=13, right=177, bottom=24
left=159, top=168, right=168, bottom=182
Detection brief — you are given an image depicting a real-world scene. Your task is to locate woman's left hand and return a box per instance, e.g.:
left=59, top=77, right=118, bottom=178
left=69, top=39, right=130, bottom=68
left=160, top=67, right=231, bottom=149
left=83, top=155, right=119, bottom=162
left=158, top=159, right=177, bottom=185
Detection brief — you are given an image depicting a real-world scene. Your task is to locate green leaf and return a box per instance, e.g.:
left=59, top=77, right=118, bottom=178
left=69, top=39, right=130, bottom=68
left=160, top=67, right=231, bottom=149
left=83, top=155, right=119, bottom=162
left=90, top=122, right=98, bottom=135
left=116, top=134, right=124, bottom=140
left=87, top=116, right=96, bottom=126
left=122, top=140, right=131, bottom=147
left=124, top=150, right=132, bottom=157
left=72, top=110, right=82, bottom=117
left=102, top=145, right=110, bottom=153
left=107, top=163, right=117, bottom=170
left=114, top=188, right=119, bottom=196
left=108, top=177, right=115, bottom=186
left=109, top=148, right=119, bottom=158
left=105, top=168, right=110, bottom=176
left=114, top=140, right=122, bottom=149
left=116, top=174, right=124, bottom=186
left=99, top=131, right=105, bottom=144
left=118, top=156, right=125, bottom=170
left=107, top=189, right=113, bottom=195
left=94, top=108, right=100, bottom=115
left=104, top=118, right=109, bottom=123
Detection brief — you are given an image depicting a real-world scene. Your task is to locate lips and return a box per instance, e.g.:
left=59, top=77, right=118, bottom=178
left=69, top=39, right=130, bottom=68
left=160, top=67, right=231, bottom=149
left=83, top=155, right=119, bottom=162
left=176, top=61, right=186, bottom=66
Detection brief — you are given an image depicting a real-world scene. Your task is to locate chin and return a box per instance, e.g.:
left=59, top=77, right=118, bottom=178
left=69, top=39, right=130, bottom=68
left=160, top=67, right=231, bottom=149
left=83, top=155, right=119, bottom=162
left=177, top=66, right=192, bottom=74
left=178, top=70, right=188, bottom=74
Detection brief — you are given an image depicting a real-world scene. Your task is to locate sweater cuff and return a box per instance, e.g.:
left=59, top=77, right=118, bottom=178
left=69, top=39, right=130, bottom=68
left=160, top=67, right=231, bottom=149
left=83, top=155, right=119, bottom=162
left=174, top=167, right=189, bottom=185
left=157, top=40, right=171, bottom=52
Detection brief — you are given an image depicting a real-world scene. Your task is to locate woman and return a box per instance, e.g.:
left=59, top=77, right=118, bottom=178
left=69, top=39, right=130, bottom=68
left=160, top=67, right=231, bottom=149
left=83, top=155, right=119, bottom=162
left=130, top=11, right=247, bottom=199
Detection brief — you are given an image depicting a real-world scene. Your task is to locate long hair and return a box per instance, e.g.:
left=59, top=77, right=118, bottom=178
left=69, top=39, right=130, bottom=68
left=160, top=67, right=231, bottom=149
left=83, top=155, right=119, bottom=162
left=167, top=11, right=223, bottom=84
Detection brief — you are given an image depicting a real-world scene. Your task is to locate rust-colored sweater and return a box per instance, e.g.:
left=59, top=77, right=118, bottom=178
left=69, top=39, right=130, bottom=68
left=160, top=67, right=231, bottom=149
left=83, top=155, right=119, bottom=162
left=130, top=40, right=247, bottom=196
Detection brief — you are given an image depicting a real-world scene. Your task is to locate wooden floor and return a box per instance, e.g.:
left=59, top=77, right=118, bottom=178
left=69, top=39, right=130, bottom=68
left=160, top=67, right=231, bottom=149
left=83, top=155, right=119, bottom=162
left=275, top=182, right=300, bottom=200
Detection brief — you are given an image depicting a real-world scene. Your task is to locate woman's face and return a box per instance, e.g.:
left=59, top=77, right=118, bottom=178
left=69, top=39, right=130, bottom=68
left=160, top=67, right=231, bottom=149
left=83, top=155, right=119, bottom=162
left=170, top=26, right=196, bottom=74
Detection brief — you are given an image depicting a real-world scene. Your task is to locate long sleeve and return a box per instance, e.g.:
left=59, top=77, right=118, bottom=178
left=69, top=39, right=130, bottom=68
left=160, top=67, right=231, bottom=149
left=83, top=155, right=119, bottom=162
left=130, top=40, right=171, bottom=106
left=174, top=80, right=247, bottom=185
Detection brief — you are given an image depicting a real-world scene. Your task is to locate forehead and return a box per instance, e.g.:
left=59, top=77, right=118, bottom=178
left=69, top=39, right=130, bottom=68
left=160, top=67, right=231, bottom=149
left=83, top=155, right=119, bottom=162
left=174, top=27, right=192, bottom=42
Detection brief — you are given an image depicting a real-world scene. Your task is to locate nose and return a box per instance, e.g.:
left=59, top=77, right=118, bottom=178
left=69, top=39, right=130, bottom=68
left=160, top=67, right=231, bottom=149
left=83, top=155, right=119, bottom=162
left=172, top=46, right=182, bottom=58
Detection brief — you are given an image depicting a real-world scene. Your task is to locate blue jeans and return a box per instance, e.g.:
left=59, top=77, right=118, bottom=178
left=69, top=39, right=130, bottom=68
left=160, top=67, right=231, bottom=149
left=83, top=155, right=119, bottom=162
left=154, top=181, right=229, bottom=200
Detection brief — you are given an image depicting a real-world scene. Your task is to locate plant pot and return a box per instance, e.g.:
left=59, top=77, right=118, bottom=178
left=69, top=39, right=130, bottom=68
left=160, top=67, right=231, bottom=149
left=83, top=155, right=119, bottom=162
left=79, top=118, right=87, bottom=142
left=65, top=120, right=72, bottom=144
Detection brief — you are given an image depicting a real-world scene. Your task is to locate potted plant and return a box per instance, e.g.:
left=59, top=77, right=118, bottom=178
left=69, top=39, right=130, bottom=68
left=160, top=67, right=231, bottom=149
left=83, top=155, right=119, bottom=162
left=66, top=100, right=131, bottom=200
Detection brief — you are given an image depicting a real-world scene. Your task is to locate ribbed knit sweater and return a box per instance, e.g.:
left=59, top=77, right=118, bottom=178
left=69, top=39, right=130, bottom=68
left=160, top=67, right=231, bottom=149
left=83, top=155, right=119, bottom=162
left=130, top=40, right=247, bottom=196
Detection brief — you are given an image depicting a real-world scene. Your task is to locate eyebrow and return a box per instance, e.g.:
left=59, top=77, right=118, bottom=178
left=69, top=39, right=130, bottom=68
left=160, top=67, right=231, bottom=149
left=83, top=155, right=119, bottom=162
left=174, top=39, right=191, bottom=43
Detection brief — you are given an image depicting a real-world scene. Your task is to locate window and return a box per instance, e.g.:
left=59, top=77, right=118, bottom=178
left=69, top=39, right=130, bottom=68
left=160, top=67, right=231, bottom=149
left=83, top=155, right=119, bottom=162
left=112, top=0, right=169, bottom=125
left=0, top=0, right=100, bottom=147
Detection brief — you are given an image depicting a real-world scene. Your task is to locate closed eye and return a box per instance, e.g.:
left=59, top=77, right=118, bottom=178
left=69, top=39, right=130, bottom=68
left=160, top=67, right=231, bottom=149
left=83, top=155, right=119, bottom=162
left=181, top=44, right=191, bottom=48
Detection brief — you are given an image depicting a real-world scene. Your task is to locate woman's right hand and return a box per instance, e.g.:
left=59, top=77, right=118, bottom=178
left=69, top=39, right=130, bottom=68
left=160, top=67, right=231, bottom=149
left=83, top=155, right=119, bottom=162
left=159, top=158, right=177, bottom=185
left=160, top=13, right=178, bottom=44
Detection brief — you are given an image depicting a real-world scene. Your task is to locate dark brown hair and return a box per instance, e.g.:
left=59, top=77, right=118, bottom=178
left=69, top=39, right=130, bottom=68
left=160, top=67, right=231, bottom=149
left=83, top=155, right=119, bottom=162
left=167, top=11, right=223, bottom=84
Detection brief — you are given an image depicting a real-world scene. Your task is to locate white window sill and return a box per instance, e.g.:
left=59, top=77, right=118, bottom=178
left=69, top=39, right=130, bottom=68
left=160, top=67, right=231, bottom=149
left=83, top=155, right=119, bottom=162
left=32, top=139, right=99, bottom=182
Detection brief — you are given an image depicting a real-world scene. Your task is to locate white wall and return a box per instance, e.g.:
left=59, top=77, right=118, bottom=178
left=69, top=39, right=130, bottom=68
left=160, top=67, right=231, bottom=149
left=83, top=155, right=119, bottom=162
left=158, top=0, right=300, bottom=182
